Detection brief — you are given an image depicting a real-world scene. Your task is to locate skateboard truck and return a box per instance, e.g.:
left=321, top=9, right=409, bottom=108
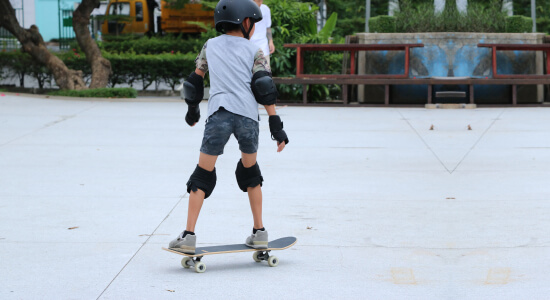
left=181, top=251, right=278, bottom=273
left=252, top=250, right=279, bottom=267
left=181, top=256, right=206, bottom=273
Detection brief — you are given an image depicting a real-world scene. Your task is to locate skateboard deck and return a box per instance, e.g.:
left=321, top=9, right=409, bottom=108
left=163, top=236, right=296, bottom=273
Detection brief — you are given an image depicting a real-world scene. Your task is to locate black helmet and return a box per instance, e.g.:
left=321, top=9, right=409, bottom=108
left=215, top=0, right=262, bottom=39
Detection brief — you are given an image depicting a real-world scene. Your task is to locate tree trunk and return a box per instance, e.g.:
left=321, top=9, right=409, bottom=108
left=73, top=0, right=111, bottom=88
left=0, top=0, right=86, bottom=90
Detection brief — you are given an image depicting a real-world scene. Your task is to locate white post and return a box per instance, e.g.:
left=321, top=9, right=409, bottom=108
left=389, top=0, right=399, bottom=16
left=531, top=0, right=537, bottom=32
left=502, top=0, right=513, bottom=16
left=456, top=0, right=467, bottom=14
left=434, top=0, right=445, bottom=14
left=318, top=0, right=327, bottom=32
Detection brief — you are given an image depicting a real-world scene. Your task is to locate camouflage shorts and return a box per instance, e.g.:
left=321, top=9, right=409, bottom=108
left=200, top=108, right=259, bottom=156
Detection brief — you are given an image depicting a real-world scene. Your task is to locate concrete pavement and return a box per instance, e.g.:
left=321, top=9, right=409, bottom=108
left=1, top=94, right=550, bottom=299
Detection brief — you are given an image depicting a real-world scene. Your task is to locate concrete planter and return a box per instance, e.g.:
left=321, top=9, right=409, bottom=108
left=356, top=32, right=546, bottom=104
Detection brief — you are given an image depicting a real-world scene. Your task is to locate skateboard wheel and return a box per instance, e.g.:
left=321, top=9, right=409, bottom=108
left=181, top=257, right=192, bottom=269
left=195, top=262, right=206, bottom=273
left=267, top=256, right=279, bottom=267
left=252, top=251, right=262, bottom=262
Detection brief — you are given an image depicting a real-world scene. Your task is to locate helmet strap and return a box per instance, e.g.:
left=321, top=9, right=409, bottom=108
left=240, top=19, right=255, bottom=40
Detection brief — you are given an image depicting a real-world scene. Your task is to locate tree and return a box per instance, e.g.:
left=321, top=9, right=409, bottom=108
left=0, top=0, right=86, bottom=89
left=73, top=0, right=111, bottom=88
left=299, top=0, right=390, bottom=37
left=514, top=0, right=550, bottom=34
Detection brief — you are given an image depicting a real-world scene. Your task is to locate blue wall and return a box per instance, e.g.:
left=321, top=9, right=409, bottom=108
left=35, top=0, right=74, bottom=42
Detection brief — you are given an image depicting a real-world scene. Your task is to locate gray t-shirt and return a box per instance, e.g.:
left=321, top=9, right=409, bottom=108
left=194, top=35, right=271, bottom=122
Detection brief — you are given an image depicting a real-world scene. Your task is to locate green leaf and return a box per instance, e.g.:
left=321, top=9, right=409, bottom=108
left=306, top=17, right=317, bottom=35
left=318, top=12, right=338, bottom=42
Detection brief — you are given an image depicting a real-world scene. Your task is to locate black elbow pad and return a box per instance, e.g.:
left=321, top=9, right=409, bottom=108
left=184, top=72, right=204, bottom=106
left=251, top=71, right=278, bottom=105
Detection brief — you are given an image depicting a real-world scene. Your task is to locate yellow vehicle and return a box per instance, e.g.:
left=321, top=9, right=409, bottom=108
left=102, top=0, right=214, bottom=35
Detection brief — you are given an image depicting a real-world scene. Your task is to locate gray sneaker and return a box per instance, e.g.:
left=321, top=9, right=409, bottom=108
left=245, top=229, right=268, bottom=249
left=169, top=232, right=196, bottom=254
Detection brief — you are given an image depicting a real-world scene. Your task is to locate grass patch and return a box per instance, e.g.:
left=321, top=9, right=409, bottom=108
left=49, top=88, right=138, bottom=98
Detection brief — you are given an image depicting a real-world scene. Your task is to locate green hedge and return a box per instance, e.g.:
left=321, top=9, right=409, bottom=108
left=0, top=50, right=197, bottom=90
left=0, top=50, right=53, bottom=88
left=369, top=16, right=396, bottom=33
left=69, top=30, right=219, bottom=55
left=102, top=36, right=202, bottom=54
left=506, top=16, right=533, bottom=33
left=48, top=88, right=137, bottom=98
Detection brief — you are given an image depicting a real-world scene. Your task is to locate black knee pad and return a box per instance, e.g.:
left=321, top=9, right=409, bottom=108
left=186, top=165, right=217, bottom=199
left=235, top=159, right=263, bottom=192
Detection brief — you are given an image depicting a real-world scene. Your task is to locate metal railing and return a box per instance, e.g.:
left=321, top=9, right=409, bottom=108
left=59, top=9, right=76, bottom=50
left=0, top=8, right=24, bottom=50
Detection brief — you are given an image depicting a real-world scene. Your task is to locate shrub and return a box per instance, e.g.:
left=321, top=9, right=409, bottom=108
left=0, top=50, right=45, bottom=87
left=48, top=88, right=138, bottom=98
left=266, top=0, right=345, bottom=101
left=369, top=16, right=396, bottom=33
left=505, top=16, right=533, bottom=33
left=0, top=50, right=197, bottom=91
left=395, top=0, right=507, bottom=33
left=100, top=36, right=200, bottom=54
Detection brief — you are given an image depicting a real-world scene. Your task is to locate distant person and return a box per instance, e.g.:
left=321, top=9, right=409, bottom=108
left=168, top=0, right=288, bottom=254
left=250, top=0, right=275, bottom=66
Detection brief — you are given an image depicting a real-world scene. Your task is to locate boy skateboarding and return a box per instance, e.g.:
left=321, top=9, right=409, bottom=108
left=169, top=0, right=289, bottom=255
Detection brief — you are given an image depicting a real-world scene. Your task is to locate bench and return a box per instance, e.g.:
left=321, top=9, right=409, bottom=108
left=274, top=43, right=423, bottom=104
left=274, top=77, right=550, bottom=106
left=477, top=43, right=550, bottom=79
left=273, top=43, right=549, bottom=105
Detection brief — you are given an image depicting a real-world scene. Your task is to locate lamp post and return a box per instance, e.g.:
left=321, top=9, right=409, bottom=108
left=58, top=0, right=61, bottom=41
left=531, top=0, right=536, bottom=32
left=365, top=0, right=370, bottom=32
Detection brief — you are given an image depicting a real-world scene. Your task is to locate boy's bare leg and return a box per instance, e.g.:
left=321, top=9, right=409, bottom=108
left=186, top=152, right=218, bottom=232
left=241, top=152, right=263, bottom=229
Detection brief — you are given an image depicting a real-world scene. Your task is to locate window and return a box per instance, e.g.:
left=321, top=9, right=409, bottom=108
left=136, top=2, right=143, bottom=22
left=109, top=2, right=130, bottom=16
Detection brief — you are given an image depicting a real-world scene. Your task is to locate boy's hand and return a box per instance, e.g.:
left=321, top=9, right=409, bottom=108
left=269, top=115, right=289, bottom=151
left=185, top=105, right=200, bottom=126
left=184, top=69, right=205, bottom=127
left=277, top=141, right=286, bottom=152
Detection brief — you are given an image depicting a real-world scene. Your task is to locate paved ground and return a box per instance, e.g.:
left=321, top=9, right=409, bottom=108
left=1, top=94, right=550, bottom=299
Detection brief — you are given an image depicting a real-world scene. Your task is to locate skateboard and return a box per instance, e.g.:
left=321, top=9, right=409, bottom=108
left=162, top=236, right=297, bottom=273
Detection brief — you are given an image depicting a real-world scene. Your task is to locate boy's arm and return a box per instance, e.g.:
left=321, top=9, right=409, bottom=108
left=264, top=104, right=286, bottom=152
left=195, top=68, right=205, bottom=78
left=183, top=44, right=208, bottom=127
left=264, top=104, right=276, bottom=116
left=252, top=49, right=288, bottom=152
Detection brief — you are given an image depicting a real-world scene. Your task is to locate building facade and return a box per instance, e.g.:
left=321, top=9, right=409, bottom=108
left=7, top=0, right=106, bottom=42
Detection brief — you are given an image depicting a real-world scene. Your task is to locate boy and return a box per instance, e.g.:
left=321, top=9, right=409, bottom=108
left=169, top=0, right=289, bottom=254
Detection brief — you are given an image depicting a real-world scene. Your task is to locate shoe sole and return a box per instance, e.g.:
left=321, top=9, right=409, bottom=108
left=246, top=241, right=268, bottom=249
left=169, top=247, right=196, bottom=255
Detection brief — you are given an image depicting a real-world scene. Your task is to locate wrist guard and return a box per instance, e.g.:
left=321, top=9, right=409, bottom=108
left=268, top=115, right=289, bottom=145
left=183, top=72, right=203, bottom=126
left=185, top=105, right=200, bottom=126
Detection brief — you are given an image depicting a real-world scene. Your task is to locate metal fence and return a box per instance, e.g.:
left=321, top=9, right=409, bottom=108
left=0, top=8, right=24, bottom=50
left=59, top=9, right=76, bottom=50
